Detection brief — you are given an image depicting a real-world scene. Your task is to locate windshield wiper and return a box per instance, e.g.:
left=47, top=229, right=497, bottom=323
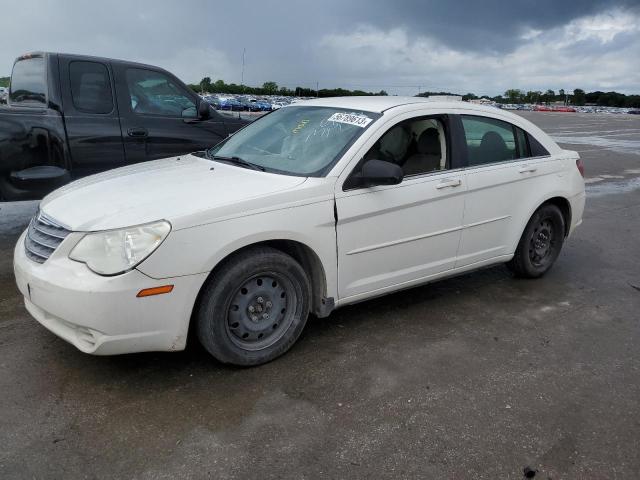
left=210, top=154, right=265, bottom=172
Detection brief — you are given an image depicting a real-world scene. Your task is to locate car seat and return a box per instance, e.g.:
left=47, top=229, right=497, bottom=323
left=402, top=128, right=441, bottom=175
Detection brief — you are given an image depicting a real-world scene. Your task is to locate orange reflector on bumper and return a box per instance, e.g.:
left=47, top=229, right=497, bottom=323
left=136, top=285, right=174, bottom=297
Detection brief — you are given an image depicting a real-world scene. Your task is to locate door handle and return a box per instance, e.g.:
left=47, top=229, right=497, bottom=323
left=518, top=166, right=537, bottom=174
left=436, top=179, right=462, bottom=189
left=127, top=127, right=148, bottom=138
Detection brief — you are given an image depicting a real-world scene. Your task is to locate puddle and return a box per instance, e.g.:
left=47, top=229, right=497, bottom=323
left=584, top=177, right=604, bottom=184
left=586, top=177, right=640, bottom=197
left=552, top=135, right=640, bottom=155
left=0, top=201, right=39, bottom=236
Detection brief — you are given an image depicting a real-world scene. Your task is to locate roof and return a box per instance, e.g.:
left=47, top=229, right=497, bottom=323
left=292, top=95, right=501, bottom=115
left=16, top=51, right=166, bottom=72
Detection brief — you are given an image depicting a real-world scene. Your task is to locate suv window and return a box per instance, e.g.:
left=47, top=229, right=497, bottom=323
left=125, top=68, right=196, bottom=117
left=69, top=61, right=113, bottom=114
left=9, top=57, right=46, bottom=106
left=360, top=117, right=448, bottom=177
left=461, top=115, right=520, bottom=166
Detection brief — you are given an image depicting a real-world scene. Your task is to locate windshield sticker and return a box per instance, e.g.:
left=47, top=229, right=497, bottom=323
left=292, top=119, right=310, bottom=134
left=327, top=112, right=373, bottom=128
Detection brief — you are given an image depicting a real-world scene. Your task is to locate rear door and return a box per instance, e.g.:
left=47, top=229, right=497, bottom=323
left=455, top=114, right=560, bottom=267
left=58, top=57, right=126, bottom=178
left=113, top=65, right=228, bottom=163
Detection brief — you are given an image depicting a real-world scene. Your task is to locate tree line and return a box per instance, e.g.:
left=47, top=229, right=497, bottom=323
left=419, top=88, right=640, bottom=108
left=195, top=77, right=640, bottom=108
left=190, top=78, right=387, bottom=98
left=2, top=72, right=638, bottom=108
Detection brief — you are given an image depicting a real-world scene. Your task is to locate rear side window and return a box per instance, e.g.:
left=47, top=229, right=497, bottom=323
left=69, top=61, right=114, bottom=114
left=9, top=57, right=46, bottom=106
left=461, top=115, right=518, bottom=166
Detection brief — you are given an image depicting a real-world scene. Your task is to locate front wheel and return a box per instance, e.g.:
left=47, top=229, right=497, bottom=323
left=507, top=204, right=565, bottom=278
left=196, top=247, right=311, bottom=366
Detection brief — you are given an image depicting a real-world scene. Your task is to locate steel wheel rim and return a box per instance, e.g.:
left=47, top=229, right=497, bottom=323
left=529, top=218, right=555, bottom=267
left=225, top=272, right=296, bottom=351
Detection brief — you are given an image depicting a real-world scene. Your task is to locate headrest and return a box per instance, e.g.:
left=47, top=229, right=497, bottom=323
left=417, top=128, right=441, bottom=155
left=380, top=126, right=410, bottom=160
left=480, top=131, right=507, bottom=150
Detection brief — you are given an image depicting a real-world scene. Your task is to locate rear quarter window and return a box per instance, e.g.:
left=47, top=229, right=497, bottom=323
left=527, top=132, right=550, bottom=157
left=9, top=57, right=46, bottom=106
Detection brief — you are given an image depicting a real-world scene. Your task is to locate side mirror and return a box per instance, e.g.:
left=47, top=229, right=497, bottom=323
left=348, top=159, right=404, bottom=188
left=197, top=100, right=211, bottom=120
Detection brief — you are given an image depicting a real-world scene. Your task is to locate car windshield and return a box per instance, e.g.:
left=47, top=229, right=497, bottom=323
left=207, top=106, right=380, bottom=176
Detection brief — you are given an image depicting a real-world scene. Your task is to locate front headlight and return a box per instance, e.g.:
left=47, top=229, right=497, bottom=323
left=69, top=220, right=171, bottom=276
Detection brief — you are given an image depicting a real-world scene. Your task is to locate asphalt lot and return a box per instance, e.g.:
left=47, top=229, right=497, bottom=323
left=1, top=111, right=639, bottom=479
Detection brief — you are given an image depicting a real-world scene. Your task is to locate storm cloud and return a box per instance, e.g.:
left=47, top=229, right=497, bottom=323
left=1, top=0, right=639, bottom=95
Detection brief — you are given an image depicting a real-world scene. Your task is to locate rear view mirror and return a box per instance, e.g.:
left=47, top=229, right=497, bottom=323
left=347, top=159, right=404, bottom=189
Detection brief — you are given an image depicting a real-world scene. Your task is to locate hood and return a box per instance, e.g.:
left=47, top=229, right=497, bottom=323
left=40, top=154, right=307, bottom=231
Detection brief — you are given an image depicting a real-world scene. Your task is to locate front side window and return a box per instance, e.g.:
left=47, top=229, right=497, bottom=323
left=9, top=57, right=46, bottom=106
left=125, top=68, right=195, bottom=117
left=69, top=61, right=113, bottom=114
left=462, top=115, right=518, bottom=166
left=209, top=106, right=379, bottom=176
left=358, top=117, right=448, bottom=177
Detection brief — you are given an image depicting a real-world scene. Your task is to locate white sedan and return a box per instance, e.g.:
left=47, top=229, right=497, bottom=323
left=14, top=97, right=585, bottom=366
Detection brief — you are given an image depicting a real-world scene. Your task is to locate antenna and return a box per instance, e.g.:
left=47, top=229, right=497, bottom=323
left=241, top=48, right=246, bottom=89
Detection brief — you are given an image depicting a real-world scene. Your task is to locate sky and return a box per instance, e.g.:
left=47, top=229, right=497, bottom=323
left=1, top=0, right=639, bottom=96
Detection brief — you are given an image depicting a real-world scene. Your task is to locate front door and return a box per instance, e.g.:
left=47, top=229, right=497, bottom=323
left=335, top=114, right=466, bottom=301
left=113, top=65, right=228, bottom=163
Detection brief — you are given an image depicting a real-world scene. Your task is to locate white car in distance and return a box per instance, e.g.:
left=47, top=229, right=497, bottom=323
left=14, top=97, right=585, bottom=366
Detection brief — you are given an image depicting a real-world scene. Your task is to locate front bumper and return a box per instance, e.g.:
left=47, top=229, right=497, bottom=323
left=13, top=231, right=208, bottom=355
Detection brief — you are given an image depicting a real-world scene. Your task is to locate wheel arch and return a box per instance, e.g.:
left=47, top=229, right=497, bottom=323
left=508, top=194, right=573, bottom=256
left=541, top=196, right=572, bottom=237
left=192, top=239, right=331, bottom=327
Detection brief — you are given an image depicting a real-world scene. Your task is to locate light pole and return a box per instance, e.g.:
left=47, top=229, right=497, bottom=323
left=241, top=48, right=246, bottom=91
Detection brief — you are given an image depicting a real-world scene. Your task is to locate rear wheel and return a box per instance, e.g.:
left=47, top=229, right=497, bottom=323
left=196, top=247, right=311, bottom=366
left=507, top=204, right=565, bottom=278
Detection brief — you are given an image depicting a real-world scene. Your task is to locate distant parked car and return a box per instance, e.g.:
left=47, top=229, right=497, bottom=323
left=14, top=96, right=585, bottom=366
left=628, top=109, right=640, bottom=115
left=553, top=106, right=577, bottom=113
left=253, top=100, right=273, bottom=111
left=203, top=95, right=220, bottom=109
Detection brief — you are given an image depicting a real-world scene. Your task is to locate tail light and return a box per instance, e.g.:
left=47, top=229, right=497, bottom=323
left=576, top=158, right=585, bottom=178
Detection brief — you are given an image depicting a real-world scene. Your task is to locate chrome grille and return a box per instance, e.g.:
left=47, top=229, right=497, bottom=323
left=24, top=212, right=71, bottom=263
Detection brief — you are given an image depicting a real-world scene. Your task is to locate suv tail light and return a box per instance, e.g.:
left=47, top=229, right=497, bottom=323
left=576, top=158, right=585, bottom=178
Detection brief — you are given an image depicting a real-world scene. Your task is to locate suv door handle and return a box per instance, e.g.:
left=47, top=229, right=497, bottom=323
left=518, top=166, right=537, bottom=173
left=436, top=179, right=462, bottom=189
left=127, top=127, right=148, bottom=138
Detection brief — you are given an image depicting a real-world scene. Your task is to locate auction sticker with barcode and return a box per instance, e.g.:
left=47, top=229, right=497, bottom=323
left=327, top=112, right=373, bottom=128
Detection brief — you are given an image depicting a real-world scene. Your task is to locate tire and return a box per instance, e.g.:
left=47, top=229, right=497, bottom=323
left=507, top=204, right=566, bottom=278
left=196, top=246, right=311, bottom=366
